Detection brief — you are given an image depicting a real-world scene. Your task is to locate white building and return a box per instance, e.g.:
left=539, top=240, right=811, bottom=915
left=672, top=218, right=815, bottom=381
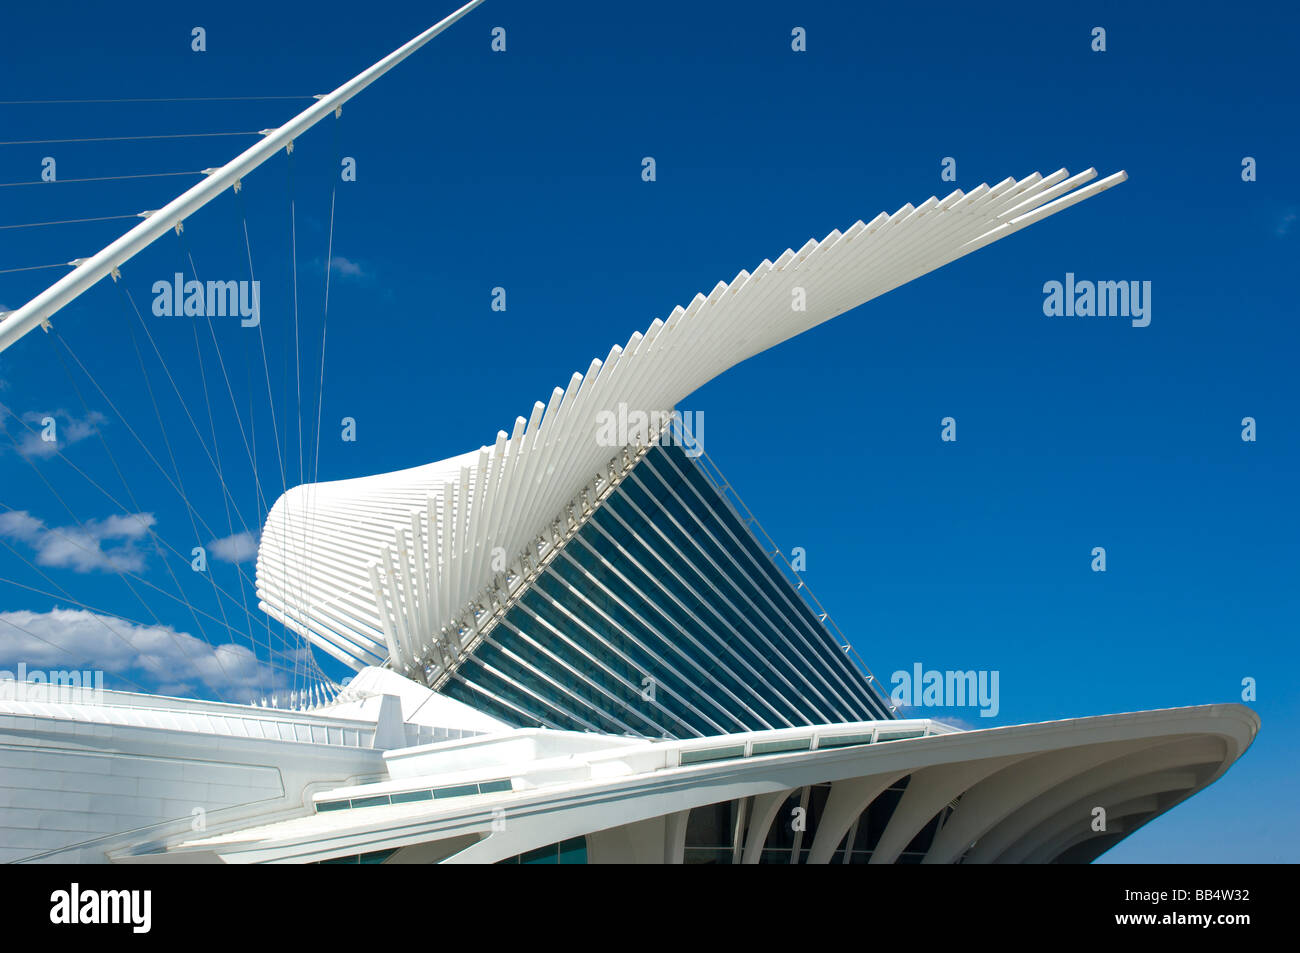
left=0, top=5, right=1256, bottom=864
left=0, top=166, right=1258, bottom=864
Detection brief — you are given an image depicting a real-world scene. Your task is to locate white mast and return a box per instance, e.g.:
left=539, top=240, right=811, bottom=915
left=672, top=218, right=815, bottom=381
left=0, top=0, right=486, bottom=354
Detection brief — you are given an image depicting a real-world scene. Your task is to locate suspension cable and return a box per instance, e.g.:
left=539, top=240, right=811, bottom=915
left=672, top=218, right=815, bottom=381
left=0, top=171, right=204, bottom=189
left=0, top=96, right=314, bottom=105
left=0, top=131, right=263, bottom=146
left=0, top=413, right=234, bottom=700
left=45, top=334, right=239, bottom=701
left=117, top=281, right=243, bottom=683
left=0, top=214, right=141, bottom=231
left=173, top=234, right=264, bottom=683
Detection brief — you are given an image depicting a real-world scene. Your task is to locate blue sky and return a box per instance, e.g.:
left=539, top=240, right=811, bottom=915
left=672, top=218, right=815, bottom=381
left=0, top=0, right=1295, bottom=861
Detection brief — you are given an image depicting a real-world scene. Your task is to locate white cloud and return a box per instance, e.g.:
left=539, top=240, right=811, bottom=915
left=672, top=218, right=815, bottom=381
left=4, top=409, right=105, bottom=458
left=208, top=530, right=259, bottom=564
left=0, top=509, right=156, bottom=573
left=0, top=607, right=285, bottom=699
left=330, top=255, right=365, bottom=277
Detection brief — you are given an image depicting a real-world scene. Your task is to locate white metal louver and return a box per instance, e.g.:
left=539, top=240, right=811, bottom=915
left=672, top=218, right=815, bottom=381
left=255, top=167, right=1127, bottom=673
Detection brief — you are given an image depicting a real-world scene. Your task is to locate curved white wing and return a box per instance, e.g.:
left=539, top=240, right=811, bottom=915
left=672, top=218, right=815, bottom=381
left=256, top=167, right=1126, bottom=673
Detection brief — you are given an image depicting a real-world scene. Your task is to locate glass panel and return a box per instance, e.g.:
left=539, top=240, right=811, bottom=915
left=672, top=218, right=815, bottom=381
left=683, top=848, right=732, bottom=864
left=801, top=783, right=832, bottom=850
left=680, top=744, right=745, bottom=765
left=685, top=800, right=735, bottom=850
left=433, top=783, right=479, bottom=800
left=557, top=837, right=588, bottom=864
left=852, top=780, right=909, bottom=852
left=759, top=790, right=804, bottom=862
left=654, top=446, right=889, bottom=718
left=497, top=837, right=589, bottom=865
left=520, top=844, right=558, bottom=864
left=445, top=440, right=896, bottom=733
left=752, top=737, right=810, bottom=755
left=819, top=731, right=874, bottom=749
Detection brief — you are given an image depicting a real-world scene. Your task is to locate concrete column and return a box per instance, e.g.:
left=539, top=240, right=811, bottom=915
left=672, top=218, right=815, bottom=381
left=869, top=754, right=1024, bottom=864
left=741, top=789, right=796, bottom=864
left=805, top=772, right=906, bottom=864
left=664, top=809, right=689, bottom=864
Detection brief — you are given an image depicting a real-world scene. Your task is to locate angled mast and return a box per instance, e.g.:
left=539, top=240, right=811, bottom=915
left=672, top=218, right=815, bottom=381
left=0, top=0, right=486, bottom=354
